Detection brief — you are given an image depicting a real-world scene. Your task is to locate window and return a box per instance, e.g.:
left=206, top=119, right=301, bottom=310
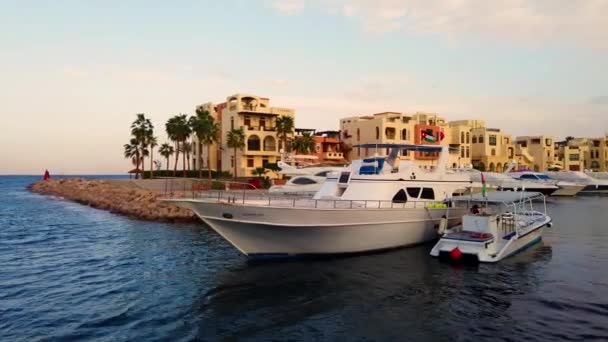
left=472, top=136, right=477, bottom=144
left=291, top=177, right=317, bottom=185
left=315, top=171, right=331, bottom=177
left=460, top=132, right=465, bottom=143
left=385, top=127, right=396, bottom=139
left=259, top=117, right=266, bottom=129
left=263, top=136, right=276, bottom=151
left=406, top=188, right=420, bottom=198
left=478, top=135, right=484, bottom=143
left=375, top=127, right=380, bottom=139
left=489, top=135, right=497, bottom=146
left=357, top=128, right=360, bottom=141
left=262, top=158, right=269, bottom=167
left=392, top=189, right=408, bottom=203
left=569, top=154, right=580, bottom=161
left=247, top=135, right=261, bottom=151
left=520, top=174, right=537, bottom=180
left=491, top=148, right=496, bottom=156
left=466, top=147, right=470, bottom=158
left=401, top=129, right=408, bottom=140
left=230, top=117, right=235, bottom=130
left=466, top=132, right=470, bottom=144
left=247, top=158, right=254, bottom=168
left=461, top=147, right=465, bottom=158
left=231, top=156, right=234, bottom=167
left=244, top=116, right=251, bottom=127
left=420, top=188, right=435, bottom=200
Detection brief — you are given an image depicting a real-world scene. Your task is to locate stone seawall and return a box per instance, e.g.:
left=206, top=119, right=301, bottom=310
left=28, top=179, right=197, bottom=222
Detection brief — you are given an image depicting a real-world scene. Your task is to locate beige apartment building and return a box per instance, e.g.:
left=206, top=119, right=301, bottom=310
left=193, top=93, right=295, bottom=178
left=340, top=111, right=456, bottom=169
left=512, top=136, right=556, bottom=172
left=555, top=136, right=608, bottom=171
left=470, top=125, right=515, bottom=172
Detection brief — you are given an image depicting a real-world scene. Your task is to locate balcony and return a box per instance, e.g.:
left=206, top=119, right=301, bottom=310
left=246, top=126, right=276, bottom=132
left=238, top=105, right=293, bottom=116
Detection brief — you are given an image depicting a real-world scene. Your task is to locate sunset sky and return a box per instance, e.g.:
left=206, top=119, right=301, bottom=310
left=1, top=0, right=607, bottom=174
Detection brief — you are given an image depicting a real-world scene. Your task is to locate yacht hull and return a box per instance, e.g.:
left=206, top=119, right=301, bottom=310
left=581, top=184, right=608, bottom=194
left=498, top=187, right=557, bottom=196
left=552, top=184, right=585, bottom=196
left=169, top=199, right=467, bottom=256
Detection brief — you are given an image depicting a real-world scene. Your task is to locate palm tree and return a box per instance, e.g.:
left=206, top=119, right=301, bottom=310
left=131, top=113, right=153, bottom=177
left=166, top=114, right=191, bottom=177
left=124, top=138, right=141, bottom=179
left=189, top=109, right=220, bottom=179
left=252, top=167, right=266, bottom=178
left=159, top=143, right=174, bottom=174
left=181, top=142, right=192, bottom=172
left=226, top=128, right=245, bottom=178
left=276, top=115, right=294, bottom=157
left=292, top=131, right=315, bottom=154
left=148, top=136, right=158, bottom=179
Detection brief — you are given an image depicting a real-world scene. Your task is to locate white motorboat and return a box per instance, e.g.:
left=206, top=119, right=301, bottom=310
left=430, top=191, right=552, bottom=263
left=165, top=144, right=475, bottom=256
left=455, top=169, right=559, bottom=196
left=268, top=174, right=327, bottom=196
left=276, top=160, right=346, bottom=177
left=546, top=171, right=608, bottom=194
left=508, top=171, right=584, bottom=196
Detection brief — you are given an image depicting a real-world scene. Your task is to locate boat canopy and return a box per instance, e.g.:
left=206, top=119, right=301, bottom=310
left=353, top=143, right=443, bottom=152
left=453, top=191, right=544, bottom=204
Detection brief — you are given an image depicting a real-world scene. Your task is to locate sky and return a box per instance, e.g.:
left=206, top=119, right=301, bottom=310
left=1, top=0, right=607, bottom=174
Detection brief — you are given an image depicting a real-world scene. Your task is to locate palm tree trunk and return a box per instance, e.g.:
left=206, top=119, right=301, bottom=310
left=182, top=140, right=186, bottom=177
left=166, top=157, right=169, bottom=174
left=198, top=141, right=203, bottom=179
left=135, top=150, right=140, bottom=179
left=207, top=144, right=212, bottom=181
left=140, top=145, right=145, bottom=179
left=149, top=146, right=154, bottom=179
left=173, top=142, right=179, bottom=177
left=233, top=147, right=237, bottom=179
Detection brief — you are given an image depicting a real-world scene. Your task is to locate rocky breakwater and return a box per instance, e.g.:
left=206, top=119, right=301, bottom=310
left=28, top=179, right=197, bottom=222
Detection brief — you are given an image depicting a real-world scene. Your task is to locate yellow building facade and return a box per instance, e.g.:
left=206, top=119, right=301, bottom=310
left=512, top=136, right=556, bottom=172
left=193, top=94, right=295, bottom=178
left=555, top=136, right=608, bottom=171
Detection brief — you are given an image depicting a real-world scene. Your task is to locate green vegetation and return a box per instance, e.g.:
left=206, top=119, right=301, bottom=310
left=292, top=131, right=315, bottom=154
left=189, top=108, right=220, bottom=180
left=275, top=115, right=294, bottom=154
left=226, top=128, right=245, bottom=178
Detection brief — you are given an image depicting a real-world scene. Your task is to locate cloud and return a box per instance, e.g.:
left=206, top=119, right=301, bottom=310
left=269, top=0, right=306, bottom=15
left=269, top=0, right=608, bottom=48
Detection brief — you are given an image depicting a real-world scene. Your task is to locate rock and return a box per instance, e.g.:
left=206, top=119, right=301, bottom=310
left=27, top=179, right=197, bottom=223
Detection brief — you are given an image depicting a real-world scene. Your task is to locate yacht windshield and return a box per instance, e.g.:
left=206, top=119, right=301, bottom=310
left=537, top=174, right=551, bottom=180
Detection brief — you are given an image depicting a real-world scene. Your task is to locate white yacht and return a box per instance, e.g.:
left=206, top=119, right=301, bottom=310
left=546, top=171, right=608, bottom=194
left=456, top=169, right=559, bottom=196
left=268, top=174, right=327, bottom=196
left=430, top=192, right=551, bottom=263
left=165, top=144, right=475, bottom=256
left=508, top=171, right=584, bottom=196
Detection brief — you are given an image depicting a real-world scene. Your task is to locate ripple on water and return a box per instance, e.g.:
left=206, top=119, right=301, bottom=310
left=1, top=177, right=608, bottom=341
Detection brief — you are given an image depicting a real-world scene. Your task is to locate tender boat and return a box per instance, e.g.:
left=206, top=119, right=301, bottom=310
left=164, top=144, right=475, bottom=257
left=546, top=171, right=608, bottom=194
left=430, top=191, right=552, bottom=263
left=508, top=171, right=584, bottom=196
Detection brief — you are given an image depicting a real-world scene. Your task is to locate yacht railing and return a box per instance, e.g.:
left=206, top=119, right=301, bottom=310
left=162, top=180, right=451, bottom=210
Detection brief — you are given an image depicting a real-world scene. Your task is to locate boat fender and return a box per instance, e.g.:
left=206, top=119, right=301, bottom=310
left=547, top=222, right=553, bottom=228
left=437, top=215, right=448, bottom=235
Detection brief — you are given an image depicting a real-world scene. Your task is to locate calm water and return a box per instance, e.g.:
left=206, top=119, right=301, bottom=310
left=1, top=176, right=607, bottom=341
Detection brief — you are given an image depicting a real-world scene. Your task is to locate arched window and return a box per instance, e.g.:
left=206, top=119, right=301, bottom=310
left=401, top=129, right=408, bottom=140
left=375, top=127, right=380, bottom=140
left=263, top=136, right=276, bottom=151
left=460, top=132, right=465, bottom=143
left=247, top=135, right=261, bottom=151
left=357, top=128, right=360, bottom=141
left=472, top=136, right=477, bottom=144
left=466, top=132, right=470, bottom=144
left=489, top=163, right=496, bottom=172
left=478, top=135, right=484, bottom=143
left=491, top=148, right=496, bottom=156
